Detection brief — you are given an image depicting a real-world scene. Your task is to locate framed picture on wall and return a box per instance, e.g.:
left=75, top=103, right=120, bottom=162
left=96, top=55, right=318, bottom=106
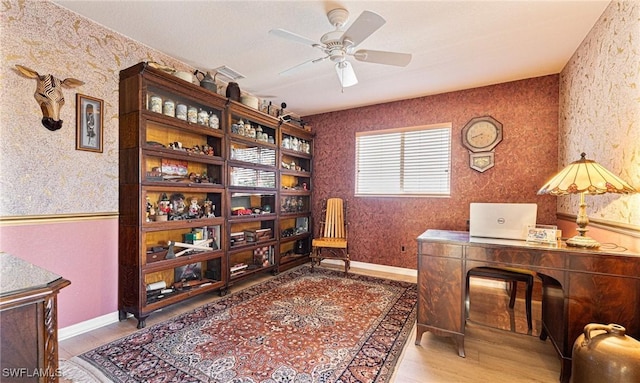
left=76, top=93, right=103, bottom=152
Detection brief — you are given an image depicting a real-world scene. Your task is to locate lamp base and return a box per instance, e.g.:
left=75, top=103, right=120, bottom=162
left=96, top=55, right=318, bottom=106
left=565, top=235, right=600, bottom=248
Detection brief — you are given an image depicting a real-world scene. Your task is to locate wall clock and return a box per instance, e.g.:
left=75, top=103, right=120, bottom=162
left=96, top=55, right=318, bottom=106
left=469, top=152, right=495, bottom=172
left=461, top=116, right=503, bottom=153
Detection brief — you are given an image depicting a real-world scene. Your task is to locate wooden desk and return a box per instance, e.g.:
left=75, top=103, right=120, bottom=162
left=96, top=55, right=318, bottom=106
left=1, top=253, right=70, bottom=383
left=415, top=230, right=640, bottom=383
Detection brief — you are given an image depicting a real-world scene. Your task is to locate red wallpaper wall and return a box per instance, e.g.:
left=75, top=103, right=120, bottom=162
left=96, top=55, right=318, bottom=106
left=305, top=75, right=560, bottom=269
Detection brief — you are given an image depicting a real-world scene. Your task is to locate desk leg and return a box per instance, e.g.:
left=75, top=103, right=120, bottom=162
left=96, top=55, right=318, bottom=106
left=415, top=324, right=466, bottom=358
left=559, top=357, right=571, bottom=383
left=454, top=334, right=466, bottom=358
left=415, top=325, right=428, bottom=345
left=539, top=326, right=548, bottom=340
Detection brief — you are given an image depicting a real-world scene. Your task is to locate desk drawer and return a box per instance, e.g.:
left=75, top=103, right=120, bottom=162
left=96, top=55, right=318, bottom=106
left=418, top=242, right=463, bottom=258
left=568, top=253, right=640, bottom=277
left=466, top=245, right=565, bottom=270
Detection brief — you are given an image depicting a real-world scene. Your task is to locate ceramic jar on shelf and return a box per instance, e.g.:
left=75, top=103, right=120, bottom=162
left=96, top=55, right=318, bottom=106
left=246, top=123, right=256, bottom=139
left=237, top=119, right=246, bottom=136
left=149, top=95, right=162, bottom=113
left=163, top=99, right=175, bottom=117
left=176, top=104, right=187, bottom=120
left=197, top=109, right=209, bottom=126
left=209, top=112, right=219, bottom=129
left=187, top=106, right=198, bottom=123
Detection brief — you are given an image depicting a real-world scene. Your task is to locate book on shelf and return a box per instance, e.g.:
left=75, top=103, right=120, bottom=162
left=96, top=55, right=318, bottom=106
left=230, top=263, right=248, bottom=273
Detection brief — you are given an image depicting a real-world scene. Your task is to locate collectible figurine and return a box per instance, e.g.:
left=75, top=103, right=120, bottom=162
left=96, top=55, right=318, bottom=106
left=145, top=196, right=152, bottom=222
left=188, top=198, right=200, bottom=218
left=202, top=199, right=215, bottom=218
left=170, top=193, right=186, bottom=216
left=157, top=193, right=171, bottom=221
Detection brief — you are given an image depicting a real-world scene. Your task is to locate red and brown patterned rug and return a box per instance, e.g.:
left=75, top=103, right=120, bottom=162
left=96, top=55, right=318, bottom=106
left=66, top=266, right=417, bottom=383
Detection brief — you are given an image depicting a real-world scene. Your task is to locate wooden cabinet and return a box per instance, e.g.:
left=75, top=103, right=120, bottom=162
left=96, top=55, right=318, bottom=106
left=119, top=63, right=227, bottom=328
left=0, top=253, right=70, bottom=383
left=224, top=101, right=314, bottom=282
left=416, top=229, right=640, bottom=383
left=416, top=241, right=465, bottom=355
left=118, top=63, right=314, bottom=326
left=226, top=101, right=281, bottom=284
left=278, top=124, right=313, bottom=271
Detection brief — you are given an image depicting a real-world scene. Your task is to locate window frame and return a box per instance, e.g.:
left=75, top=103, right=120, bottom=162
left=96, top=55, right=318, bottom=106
left=354, top=123, right=452, bottom=198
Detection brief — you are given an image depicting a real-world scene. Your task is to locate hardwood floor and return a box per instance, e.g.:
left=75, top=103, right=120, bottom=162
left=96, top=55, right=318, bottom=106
left=59, top=264, right=561, bottom=382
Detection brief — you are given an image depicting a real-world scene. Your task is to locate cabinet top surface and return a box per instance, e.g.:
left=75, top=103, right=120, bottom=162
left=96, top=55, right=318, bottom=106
left=0, top=253, right=65, bottom=296
left=418, top=229, right=640, bottom=258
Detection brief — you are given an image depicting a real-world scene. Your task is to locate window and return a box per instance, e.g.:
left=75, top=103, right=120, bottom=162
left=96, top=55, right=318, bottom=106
left=355, top=123, right=451, bottom=197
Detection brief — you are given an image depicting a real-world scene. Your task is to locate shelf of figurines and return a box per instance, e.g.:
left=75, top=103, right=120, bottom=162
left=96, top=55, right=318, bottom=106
left=143, top=158, right=224, bottom=187
left=144, top=191, right=223, bottom=230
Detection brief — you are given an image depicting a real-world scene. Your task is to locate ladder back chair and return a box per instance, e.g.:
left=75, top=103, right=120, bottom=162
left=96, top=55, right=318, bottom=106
left=311, top=198, right=349, bottom=275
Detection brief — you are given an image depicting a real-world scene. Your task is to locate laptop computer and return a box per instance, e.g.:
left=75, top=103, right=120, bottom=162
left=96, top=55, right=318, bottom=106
left=469, top=203, right=538, bottom=241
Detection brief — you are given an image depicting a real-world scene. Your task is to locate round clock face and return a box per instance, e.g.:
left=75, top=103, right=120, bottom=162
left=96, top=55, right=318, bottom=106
left=467, top=122, right=498, bottom=148
left=461, top=117, right=503, bottom=153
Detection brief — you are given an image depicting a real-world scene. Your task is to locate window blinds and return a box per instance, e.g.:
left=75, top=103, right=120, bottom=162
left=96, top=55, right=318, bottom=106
left=355, top=125, right=451, bottom=196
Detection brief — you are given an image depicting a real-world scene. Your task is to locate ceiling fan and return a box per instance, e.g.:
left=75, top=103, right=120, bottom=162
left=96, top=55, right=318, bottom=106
left=269, top=7, right=412, bottom=88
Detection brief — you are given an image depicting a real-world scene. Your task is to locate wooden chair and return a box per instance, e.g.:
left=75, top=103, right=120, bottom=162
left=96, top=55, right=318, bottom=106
left=466, top=266, right=534, bottom=331
left=311, top=198, right=349, bottom=275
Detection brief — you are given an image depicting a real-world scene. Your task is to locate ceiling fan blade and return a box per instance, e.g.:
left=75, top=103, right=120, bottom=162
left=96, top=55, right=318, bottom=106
left=353, top=49, right=412, bottom=67
left=335, top=61, right=358, bottom=87
left=341, top=10, right=385, bottom=47
left=279, top=56, right=328, bottom=76
left=269, top=28, right=317, bottom=47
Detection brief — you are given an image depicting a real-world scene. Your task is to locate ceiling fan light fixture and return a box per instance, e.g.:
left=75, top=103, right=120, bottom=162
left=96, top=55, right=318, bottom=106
left=336, top=61, right=358, bottom=87
left=212, top=65, right=245, bottom=81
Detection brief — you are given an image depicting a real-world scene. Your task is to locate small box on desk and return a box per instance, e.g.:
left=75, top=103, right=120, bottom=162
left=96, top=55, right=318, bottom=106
left=244, top=228, right=272, bottom=242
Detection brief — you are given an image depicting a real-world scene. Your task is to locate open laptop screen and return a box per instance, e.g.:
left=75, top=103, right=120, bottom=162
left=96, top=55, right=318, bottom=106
left=469, top=203, right=537, bottom=241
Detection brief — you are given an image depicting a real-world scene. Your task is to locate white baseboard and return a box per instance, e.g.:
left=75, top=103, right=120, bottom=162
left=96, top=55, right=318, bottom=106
left=59, top=312, right=123, bottom=341
left=59, top=261, right=417, bottom=341
left=319, top=259, right=418, bottom=278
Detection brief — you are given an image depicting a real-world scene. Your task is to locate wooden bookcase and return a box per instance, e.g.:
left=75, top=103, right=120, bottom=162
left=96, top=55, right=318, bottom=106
left=118, top=62, right=313, bottom=327
left=278, top=124, right=313, bottom=271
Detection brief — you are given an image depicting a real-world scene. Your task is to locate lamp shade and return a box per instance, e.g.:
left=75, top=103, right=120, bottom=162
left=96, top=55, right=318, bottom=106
left=538, top=153, right=637, bottom=196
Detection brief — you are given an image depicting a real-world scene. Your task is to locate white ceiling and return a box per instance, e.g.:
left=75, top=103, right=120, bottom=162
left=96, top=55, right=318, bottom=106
left=53, top=1, right=610, bottom=117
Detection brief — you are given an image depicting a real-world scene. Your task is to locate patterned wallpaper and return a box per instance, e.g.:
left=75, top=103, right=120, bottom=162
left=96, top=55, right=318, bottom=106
left=306, top=76, right=560, bottom=268
left=0, top=0, right=193, bottom=216
left=558, top=0, right=640, bottom=227
left=2, top=1, right=636, bottom=268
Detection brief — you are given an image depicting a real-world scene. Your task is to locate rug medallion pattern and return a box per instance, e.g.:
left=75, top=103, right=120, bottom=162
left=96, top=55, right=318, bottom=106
left=77, top=267, right=417, bottom=382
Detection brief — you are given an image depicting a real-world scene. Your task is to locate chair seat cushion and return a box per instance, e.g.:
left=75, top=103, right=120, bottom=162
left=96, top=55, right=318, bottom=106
left=312, top=237, right=347, bottom=248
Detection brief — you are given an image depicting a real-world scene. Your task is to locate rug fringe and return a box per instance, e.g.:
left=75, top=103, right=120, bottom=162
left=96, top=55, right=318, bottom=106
left=59, top=358, right=114, bottom=383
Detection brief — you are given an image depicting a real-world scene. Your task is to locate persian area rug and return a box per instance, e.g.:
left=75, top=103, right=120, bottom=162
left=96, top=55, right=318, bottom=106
left=65, top=266, right=417, bottom=383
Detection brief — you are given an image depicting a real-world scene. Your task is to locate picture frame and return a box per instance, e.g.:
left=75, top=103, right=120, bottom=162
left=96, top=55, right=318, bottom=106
left=76, top=93, right=103, bottom=152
